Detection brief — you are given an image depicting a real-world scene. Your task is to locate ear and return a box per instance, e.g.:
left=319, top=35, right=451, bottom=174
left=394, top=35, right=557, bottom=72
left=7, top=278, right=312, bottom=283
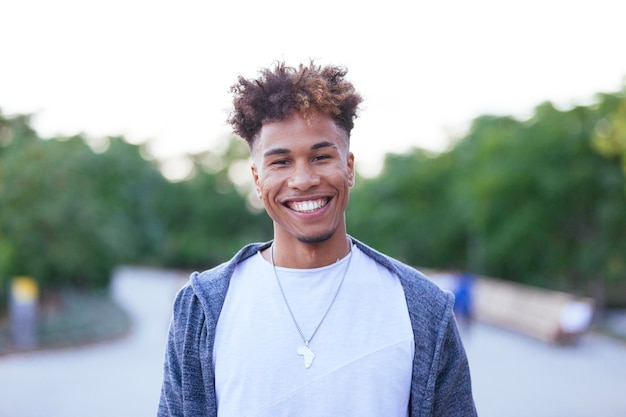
left=347, top=152, right=355, bottom=187
left=251, top=164, right=262, bottom=199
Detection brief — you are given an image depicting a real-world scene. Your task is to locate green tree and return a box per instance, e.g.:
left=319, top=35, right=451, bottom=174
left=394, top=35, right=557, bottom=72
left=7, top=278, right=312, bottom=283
left=593, top=91, right=626, bottom=182
left=455, top=102, right=626, bottom=295
left=0, top=113, right=167, bottom=294
left=348, top=92, right=626, bottom=306
left=348, top=148, right=466, bottom=268
left=156, top=137, right=271, bottom=270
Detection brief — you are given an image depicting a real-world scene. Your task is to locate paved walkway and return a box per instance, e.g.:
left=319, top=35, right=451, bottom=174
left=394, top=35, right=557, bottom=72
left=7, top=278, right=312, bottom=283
left=463, top=321, right=626, bottom=416
left=1, top=266, right=625, bottom=417
left=0, top=267, right=185, bottom=417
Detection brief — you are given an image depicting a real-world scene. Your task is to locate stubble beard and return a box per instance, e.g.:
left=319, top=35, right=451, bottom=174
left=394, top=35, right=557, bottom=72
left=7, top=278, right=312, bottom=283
left=296, top=230, right=336, bottom=244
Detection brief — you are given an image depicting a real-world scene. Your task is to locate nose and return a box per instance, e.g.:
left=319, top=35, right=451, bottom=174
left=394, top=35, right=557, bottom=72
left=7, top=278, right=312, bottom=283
left=287, top=162, right=320, bottom=190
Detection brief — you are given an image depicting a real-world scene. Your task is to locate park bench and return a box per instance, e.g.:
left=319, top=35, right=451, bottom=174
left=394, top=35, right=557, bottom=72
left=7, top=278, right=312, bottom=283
left=472, top=277, right=594, bottom=343
left=427, top=270, right=595, bottom=344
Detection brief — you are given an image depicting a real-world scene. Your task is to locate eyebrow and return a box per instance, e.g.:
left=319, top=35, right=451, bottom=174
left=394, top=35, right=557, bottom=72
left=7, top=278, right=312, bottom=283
left=263, top=141, right=337, bottom=158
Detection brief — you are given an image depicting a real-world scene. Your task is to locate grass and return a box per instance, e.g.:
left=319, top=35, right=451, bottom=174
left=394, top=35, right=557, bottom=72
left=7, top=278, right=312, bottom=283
left=0, top=289, right=131, bottom=356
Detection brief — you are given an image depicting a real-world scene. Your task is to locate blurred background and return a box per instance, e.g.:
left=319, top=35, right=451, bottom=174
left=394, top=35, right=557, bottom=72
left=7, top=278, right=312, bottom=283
left=1, top=0, right=626, bottom=416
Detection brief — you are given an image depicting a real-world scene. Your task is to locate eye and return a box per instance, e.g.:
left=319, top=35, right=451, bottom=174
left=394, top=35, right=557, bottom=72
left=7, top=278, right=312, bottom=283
left=312, top=154, right=331, bottom=162
left=270, top=158, right=290, bottom=166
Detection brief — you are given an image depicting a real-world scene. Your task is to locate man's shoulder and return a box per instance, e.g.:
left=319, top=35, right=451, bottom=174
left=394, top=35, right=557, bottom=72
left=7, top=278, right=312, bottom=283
left=353, top=238, right=452, bottom=310
left=174, top=241, right=272, bottom=314
left=352, top=238, right=438, bottom=286
left=193, top=241, right=270, bottom=282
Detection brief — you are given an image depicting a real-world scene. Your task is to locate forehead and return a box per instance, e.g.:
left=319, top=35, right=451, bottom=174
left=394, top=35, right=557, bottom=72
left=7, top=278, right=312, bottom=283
left=252, top=112, right=348, bottom=156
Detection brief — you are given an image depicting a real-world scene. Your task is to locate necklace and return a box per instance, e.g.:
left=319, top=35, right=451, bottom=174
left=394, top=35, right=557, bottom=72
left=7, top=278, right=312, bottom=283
left=270, top=243, right=353, bottom=369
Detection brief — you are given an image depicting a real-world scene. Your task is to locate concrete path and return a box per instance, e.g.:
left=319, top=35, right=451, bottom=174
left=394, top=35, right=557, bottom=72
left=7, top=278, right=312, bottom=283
left=0, top=267, right=185, bottom=417
left=463, top=322, right=626, bottom=416
left=1, top=266, right=625, bottom=417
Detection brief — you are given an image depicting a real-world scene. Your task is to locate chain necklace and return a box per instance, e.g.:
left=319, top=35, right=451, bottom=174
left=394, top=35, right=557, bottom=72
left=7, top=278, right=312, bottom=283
left=270, top=243, right=353, bottom=369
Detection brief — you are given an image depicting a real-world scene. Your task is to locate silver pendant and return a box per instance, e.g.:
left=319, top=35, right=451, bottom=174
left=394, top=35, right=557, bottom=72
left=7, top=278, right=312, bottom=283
left=297, top=345, right=315, bottom=368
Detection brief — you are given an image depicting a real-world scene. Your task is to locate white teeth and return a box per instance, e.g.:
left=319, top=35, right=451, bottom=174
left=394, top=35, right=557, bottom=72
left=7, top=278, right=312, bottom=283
left=289, top=199, right=327, bottom=213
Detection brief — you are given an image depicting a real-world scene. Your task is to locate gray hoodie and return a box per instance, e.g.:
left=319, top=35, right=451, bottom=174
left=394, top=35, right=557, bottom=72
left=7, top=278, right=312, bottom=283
left=158, top=238, right=477, bottom=416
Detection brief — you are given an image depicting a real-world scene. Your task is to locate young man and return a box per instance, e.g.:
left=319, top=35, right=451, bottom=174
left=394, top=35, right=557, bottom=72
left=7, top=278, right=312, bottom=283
left=158, top=62, right=477, bottom=416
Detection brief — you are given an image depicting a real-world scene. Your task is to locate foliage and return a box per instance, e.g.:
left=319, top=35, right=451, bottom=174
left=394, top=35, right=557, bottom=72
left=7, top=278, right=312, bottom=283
left=593, top=94, right=626, bottom=181
left=0, top=112, right=167, bottom=297
left=2, top=86, right=626, bottom=310
left=348, top=91, right=626, bottom=304
left=0, top=111, right=271, bottom=304
left=349, top=149, right=465, bottom=266
left=0, top=288, right=131, bottom=355
left=156, top=139, right=271, bottom=270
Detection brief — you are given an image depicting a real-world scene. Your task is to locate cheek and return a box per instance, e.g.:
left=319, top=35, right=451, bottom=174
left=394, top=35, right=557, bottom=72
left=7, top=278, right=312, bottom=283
left=254, top=173, right=280, bottom=200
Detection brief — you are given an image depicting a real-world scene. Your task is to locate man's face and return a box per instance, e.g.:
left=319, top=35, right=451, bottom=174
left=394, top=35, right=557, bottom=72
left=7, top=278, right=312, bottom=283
left=251, top=112, right=355, bottom=244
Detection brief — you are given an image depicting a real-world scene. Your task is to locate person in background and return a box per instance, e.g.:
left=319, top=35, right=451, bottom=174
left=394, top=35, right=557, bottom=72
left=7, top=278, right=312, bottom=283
left=453, top=270, right=475, bottom=333
left=158, top=61, right=477, bottom=417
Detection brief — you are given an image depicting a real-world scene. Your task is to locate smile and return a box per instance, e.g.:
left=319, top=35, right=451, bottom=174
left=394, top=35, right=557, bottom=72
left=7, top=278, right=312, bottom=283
left=286, top=198, right=329, bottom=213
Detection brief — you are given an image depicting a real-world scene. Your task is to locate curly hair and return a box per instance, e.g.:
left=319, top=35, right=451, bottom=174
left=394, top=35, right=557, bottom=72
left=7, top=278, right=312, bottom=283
left=227, top=61, right=363, bottom=147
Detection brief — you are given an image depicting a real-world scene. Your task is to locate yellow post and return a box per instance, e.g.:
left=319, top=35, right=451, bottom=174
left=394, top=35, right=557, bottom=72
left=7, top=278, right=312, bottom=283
left=10, top=276, right=39, bottom=349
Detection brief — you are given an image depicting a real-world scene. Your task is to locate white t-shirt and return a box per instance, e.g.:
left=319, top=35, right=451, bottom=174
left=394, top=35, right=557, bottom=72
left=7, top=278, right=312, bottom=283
left=213, top=245, right=414, bottom=417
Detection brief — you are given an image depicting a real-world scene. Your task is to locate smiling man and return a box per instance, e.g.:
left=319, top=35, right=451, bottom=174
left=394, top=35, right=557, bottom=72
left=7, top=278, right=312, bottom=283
left=158, top=62, right=477, bottom=417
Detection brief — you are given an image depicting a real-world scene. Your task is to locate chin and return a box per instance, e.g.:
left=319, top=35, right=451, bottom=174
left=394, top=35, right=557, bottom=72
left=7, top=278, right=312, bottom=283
left=296, top=230, right=335, bottom=244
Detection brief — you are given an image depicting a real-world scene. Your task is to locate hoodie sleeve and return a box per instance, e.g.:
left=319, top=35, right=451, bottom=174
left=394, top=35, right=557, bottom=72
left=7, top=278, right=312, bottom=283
left=429, top=314, right=477, bottom=416
left=158, top=282, right=216, bottom=417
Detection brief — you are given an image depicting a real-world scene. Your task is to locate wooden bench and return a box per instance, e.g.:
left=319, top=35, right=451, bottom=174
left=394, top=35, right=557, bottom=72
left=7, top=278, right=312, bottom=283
left=427, top=270, right=595, bottom=344
left=475, top=277, right=595, bottom=343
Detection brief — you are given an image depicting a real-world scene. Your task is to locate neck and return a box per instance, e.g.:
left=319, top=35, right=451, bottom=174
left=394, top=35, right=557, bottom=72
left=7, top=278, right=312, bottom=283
left=268, top=233, right=352, bottom=269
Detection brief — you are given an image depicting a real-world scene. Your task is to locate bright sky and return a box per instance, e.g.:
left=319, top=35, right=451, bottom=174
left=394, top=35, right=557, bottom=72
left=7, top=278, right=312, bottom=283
left=2, top=0, right=626, bottom=178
